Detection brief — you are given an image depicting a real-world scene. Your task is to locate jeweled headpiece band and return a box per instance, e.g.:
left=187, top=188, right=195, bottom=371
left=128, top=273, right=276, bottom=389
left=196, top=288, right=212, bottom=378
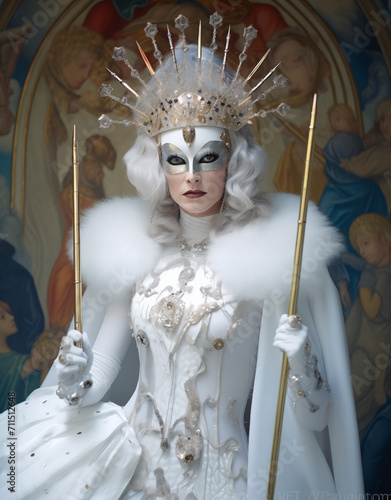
left=98, top=13, right=289, bottom=142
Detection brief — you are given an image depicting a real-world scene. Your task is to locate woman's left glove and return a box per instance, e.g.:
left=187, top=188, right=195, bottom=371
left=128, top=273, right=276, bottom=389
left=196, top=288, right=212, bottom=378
left=273, top=314, right=309, bottom=374
left=273, top=314, right=330, bottom=428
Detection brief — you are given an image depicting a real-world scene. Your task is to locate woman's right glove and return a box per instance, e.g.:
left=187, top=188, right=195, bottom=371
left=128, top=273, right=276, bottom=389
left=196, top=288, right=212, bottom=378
left=56, top=330, right=94, bottom=405
left=56, top=329, right=121, bottom=407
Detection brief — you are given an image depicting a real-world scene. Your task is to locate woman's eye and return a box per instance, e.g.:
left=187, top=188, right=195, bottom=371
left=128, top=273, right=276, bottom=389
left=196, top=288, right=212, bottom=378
left=200, top=153, right=219, bottom=163
left=167, top=155, right=186, bottom=166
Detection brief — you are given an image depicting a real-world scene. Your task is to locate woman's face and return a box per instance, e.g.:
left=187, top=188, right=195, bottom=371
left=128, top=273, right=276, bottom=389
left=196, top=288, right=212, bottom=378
left=0, top=306, right=17, bottom=337
left=356, top=234, right=390, bottom=268
left=160, top=127, right=228, bottom=217
left=61, top=48, right=97, bottom=90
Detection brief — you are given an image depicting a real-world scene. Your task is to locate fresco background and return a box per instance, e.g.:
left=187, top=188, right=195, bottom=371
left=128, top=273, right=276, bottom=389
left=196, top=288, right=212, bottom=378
left=0, top=0, right=390, bottom=494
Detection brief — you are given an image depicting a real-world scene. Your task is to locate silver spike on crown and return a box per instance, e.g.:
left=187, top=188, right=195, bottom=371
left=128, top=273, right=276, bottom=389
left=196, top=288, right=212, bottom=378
left=98, top=13, right=289, bottom=136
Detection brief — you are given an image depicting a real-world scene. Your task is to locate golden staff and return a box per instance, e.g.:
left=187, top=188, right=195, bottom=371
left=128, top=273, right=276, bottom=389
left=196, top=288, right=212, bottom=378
left=72, top=125, right=83, bottom=348
left=267, top=93, right=318, bottom=499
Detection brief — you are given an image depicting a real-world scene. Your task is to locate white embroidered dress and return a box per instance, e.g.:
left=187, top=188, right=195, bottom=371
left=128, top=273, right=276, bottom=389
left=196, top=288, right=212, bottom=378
left=124, top=212, right=261, bottom=499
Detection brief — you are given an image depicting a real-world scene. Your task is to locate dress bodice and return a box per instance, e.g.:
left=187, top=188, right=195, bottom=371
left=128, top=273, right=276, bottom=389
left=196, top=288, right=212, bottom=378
left=127, top=215, right=262, bottom=499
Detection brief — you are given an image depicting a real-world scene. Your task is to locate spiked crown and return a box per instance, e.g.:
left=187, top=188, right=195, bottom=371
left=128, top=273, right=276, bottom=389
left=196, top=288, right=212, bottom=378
left=98, top=13, right=289, bottom=138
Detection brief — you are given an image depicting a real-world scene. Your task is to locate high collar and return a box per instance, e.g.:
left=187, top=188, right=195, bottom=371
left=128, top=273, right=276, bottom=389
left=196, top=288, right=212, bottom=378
left=179, top=210, right=219, bottom=244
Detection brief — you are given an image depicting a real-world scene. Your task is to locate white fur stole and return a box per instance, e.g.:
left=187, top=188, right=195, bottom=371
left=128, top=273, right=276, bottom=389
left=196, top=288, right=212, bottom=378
left=68, top=197, right=160, bottom=294
left=208, top=193, right=344, bottom=300
left=72, top=194, right=344, bottom=300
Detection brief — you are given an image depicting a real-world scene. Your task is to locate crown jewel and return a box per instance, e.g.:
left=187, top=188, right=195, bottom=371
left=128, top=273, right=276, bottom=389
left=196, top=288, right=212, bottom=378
left=98, top=13, right=289, bottom=137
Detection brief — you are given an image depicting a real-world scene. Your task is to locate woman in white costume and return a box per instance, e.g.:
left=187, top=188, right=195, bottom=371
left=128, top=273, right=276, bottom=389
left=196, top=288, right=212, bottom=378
left=0, top=14, right=363, bottom=500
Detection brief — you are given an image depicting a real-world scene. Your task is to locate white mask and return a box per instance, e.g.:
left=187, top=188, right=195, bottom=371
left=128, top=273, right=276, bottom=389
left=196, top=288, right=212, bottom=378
left=159, top=127, right=229, bottom=217
left=160, top=127, right=229, bottom=175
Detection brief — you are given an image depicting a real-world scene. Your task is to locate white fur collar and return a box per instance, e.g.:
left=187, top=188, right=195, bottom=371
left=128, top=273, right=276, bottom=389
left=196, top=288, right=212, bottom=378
left=208, top=193, right=344, bottom=300
left=71, top=197, right=161, bottom=293
left=75, top=194, right=343, bottom=299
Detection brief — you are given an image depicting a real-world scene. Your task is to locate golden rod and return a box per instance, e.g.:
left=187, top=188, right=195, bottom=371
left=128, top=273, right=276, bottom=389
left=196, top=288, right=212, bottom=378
left=72, top=125, right=83, bottom=348
left=197, top=20, right=202, bottom=84
left=137, top=41, right=155, bottom=75
left=266, top=93, right=318, bottom=500
left=245, top=48, right=271, bottom=82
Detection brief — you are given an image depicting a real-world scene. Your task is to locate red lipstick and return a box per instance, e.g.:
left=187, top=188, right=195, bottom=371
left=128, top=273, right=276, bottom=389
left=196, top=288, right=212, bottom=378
left=183, top=190, right=206, bottom=198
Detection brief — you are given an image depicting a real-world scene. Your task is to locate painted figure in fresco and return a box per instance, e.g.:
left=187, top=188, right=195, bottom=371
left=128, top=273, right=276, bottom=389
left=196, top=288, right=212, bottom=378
left=0, top=27, right=28, bottom=136
left=318, top=104, right=388, bottom=252
left=339, top=99, right=391, bottom=220
left=344, top=213, right=391, bottom=435
left=0, top=238, right=44, bottom=355
left=0, top=176, right=48, bottom=407
left=22, top=23, right=130, bottom=324
left=268, top=27, right=331, bottom=109
left=317, top=104, right=388, bottom=314
left=47, top=135, right=116, bottom=329
left=43, top=25, right=119, bottom=156
left=21, top=327, right=65, bottom=384
left=0, top=175, right=31, bottom=270
left=0, top=300, right=41, bottom=412
left=0, top=32, right=363, bottom=498
left=342, top=212, right=391, bottom=491
left=270, top=27, right=332, bottom=203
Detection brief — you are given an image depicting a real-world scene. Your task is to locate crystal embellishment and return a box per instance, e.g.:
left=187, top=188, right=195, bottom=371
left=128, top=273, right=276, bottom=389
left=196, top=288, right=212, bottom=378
left=175, top=14, right=189, bottom=32
left=175, top=430, right=203, bottom=464
left=144, top=22, right=158, bottom=38
left=209, top=12, right=223, bottom=28
left=157, top=294, right=185, bottom=332
left=112, top=46, right=127, bottom=61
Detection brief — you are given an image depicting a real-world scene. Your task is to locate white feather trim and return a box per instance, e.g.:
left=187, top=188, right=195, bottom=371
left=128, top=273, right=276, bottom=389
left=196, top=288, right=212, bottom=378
left=208, top=193, right=344, bottom=300
left=67, top=197, right=160, bottom=294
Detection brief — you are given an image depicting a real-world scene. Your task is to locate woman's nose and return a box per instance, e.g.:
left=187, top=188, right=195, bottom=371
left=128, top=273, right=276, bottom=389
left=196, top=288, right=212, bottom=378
left=185, top=170, right=200, bottom=183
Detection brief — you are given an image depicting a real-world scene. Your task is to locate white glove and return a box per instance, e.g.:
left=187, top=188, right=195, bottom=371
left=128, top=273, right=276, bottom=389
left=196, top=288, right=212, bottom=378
left=274, top=314, right=330, bottom=429
left=56, top=330, right=93, bottom=387
left=273, top=314, right=309, bottom=374
left=56, top=330, right=94, bottom=405
left=56, top=330, right=121, bottom=407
